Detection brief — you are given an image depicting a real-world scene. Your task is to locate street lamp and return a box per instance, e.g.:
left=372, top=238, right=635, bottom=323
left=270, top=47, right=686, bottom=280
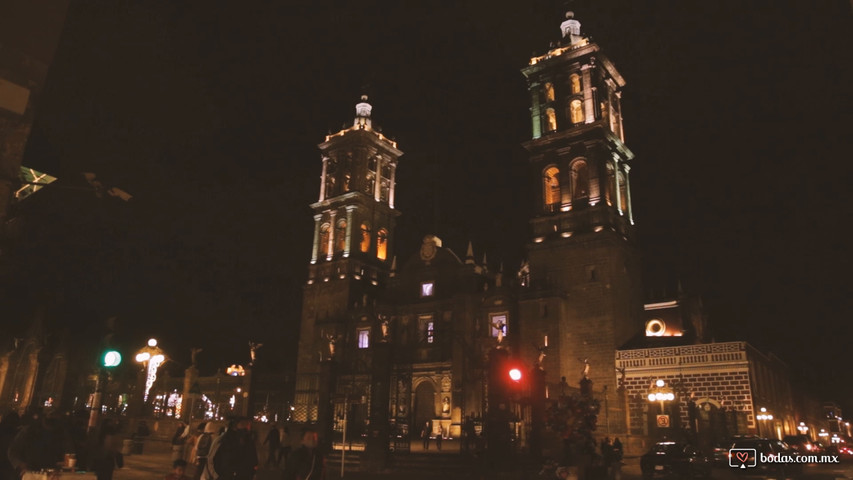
left=135, top=338, right=165, bottom=402
left=647, top=380, right=675, bottom=410
left=648, top=379, right=675, bottom=430
left=756, top=407, right=774, bottom=438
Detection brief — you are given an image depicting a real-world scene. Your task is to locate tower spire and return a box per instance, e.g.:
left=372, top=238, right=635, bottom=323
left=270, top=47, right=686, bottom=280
left=354, top=95, right=372, bottom=129
left=560, top=11, right=583, bottom=44
left=465, top=241, right=475, bottom=265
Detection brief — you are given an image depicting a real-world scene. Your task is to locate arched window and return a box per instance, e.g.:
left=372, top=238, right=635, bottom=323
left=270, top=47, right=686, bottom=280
left=360, top=222, right=371, bottom=253
left=365, top=172, right=375, bottom=195
left=325, top=159, right=338, bottom=197
left=380, top=179, right=389, bottom=203
left=617, top=171, right=628, bottom=212
left=544, top=82, right=555, bottom=102
left=542, top=166, right=560, bottom=210
left=570, top=74, right=581, bottom=94
left=319, top=223, right=331, bottom=256
left=335, top=219, right=347, bottom=252
left=376, top=228, right=388, bottom=260
left=605, top=163, right=616, bottom=207
left=545, top=108, right=557, bottom=132
left=571, top=160, right=589, bottom=201
left=570, top=99, right=584, bottom=124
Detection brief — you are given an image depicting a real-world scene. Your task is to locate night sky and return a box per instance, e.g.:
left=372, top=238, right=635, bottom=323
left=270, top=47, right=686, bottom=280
left=8, top=2, right=853, bottom=408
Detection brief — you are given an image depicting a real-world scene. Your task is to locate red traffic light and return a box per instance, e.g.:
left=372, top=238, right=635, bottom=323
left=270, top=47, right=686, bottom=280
left=508, top=368, right=522, bottom=382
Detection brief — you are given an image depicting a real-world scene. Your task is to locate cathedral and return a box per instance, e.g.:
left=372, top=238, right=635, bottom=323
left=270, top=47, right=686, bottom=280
left=292, top=12, right=643, bottom=445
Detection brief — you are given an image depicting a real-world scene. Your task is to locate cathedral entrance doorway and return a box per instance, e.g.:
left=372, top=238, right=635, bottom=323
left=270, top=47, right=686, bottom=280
left=414, top=381, right=436, bottom=438
left=693, top=398, right=728, bottom=452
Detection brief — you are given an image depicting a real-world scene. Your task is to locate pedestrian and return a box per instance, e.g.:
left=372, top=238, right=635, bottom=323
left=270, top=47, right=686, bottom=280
left=263, top=422, right=281, bottom=468
left=612, top=437, right=623, bottom=459
left=209, top=417, right=257, bottom=480
left=184, top=422, right=205, bottom=464
left=278, top=425, right=291, bottom=466
left=165, top=459, right=192, bottom=480
left=89, top=423, right=124, bottom=480
left=283, top=428, right=324, bottom=480
left=463, top=415, right=476, bottom=453
left=191, top=422, right=218, bottom=480
left=421, top=421, right=430, bottom=451
left=172, top=421, right=191, bottom=462
left=601, top=437, right=614, bottom=479
left=435, top=425, right=443, bottom=451
left=612, top=437, right=624, bottom=480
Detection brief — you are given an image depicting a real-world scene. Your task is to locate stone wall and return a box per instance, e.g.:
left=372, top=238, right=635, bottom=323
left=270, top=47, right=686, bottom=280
left=617, top=342, right=755, bottom=434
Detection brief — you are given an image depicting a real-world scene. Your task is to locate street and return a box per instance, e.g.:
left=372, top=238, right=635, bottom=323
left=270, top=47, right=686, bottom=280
left=111, top=444, right=853, bottom=480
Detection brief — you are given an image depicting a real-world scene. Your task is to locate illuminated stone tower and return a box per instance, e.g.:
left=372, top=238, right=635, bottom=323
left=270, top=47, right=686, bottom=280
left=292, top=96, right=402, bottom=422
left=518, top=12, right=643, bottom=427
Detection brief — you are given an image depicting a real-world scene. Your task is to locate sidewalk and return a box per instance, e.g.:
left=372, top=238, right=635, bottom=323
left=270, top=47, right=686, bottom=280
left=114, top=449, right=174, bottom=479
left=111, top=445, right=647, bottom=480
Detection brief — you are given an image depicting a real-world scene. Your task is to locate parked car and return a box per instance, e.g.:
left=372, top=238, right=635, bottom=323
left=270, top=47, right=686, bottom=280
left=641, top=442, right=712, bottom=479
left=712, top=444, right=731, bottom=465
left=729, top=437, right=802, bottom=478
left=782, top=435, right=816, bottom=454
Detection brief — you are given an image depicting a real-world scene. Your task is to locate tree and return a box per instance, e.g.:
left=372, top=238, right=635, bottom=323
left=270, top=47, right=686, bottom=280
left=546, top=379, right=600, bottom=466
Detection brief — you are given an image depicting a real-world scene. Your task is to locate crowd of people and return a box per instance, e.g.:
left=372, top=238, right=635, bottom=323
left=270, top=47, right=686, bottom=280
left=164, top=419, right=323, bottom=480
left=0, top=408, right=326, bottom=480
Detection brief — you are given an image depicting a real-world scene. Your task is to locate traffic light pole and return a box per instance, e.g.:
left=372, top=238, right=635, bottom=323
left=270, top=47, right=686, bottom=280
left=87, top=367, right=105, bottom=432
left=486, top=348, right=513, bottom=464
left=341, top=395, right=348, bottom=479
left=89, top=349, right=122, bottom=431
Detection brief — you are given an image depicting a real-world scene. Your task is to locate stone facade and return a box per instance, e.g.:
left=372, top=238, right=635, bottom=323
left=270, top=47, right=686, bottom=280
left=517, top=17, right=642, bottom=429
left=617, top=341, right=797, bottom=441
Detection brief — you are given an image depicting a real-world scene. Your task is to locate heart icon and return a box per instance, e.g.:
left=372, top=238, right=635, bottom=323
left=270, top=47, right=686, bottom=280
left=736, top=452, right=748, bottom=463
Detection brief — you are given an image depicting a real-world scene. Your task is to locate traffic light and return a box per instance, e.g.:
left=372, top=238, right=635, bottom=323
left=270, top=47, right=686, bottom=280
left=505, top=363, right=527, bottom=395
left=489, top=348, right=527, bottom=398
left=102, top=350, right=122, bottom=368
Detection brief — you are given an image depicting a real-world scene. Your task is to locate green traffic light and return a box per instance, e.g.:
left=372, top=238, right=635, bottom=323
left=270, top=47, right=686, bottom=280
left=103, top=350, right=122, bottom=367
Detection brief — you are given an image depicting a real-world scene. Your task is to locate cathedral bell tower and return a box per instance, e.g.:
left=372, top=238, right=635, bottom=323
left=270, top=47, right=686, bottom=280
left=293, top=96, right=403, bottom=422
left=519, top=12, right=643, bottom=418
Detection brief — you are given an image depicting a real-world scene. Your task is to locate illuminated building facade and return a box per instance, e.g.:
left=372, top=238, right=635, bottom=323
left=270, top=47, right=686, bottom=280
left=290, top=94, right=523, bottom=441
left=516, top=11, right=643, bottom=431
left=293, top=96, right=402, bottom=424
left=292, top=13, right=645, bottom=443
